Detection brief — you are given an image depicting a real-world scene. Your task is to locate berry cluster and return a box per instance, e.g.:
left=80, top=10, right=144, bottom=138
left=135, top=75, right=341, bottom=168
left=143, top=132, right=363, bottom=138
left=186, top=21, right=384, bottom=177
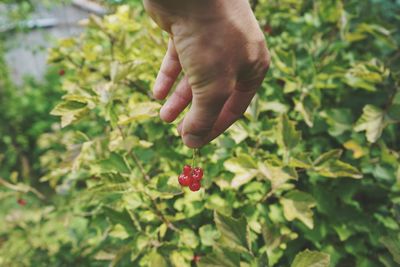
left=178, top=165, right=203, bottom=192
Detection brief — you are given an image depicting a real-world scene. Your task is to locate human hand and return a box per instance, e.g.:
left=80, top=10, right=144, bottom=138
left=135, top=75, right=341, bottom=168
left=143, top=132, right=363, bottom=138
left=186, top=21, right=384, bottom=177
left=144, top=0, right=270, bottom=148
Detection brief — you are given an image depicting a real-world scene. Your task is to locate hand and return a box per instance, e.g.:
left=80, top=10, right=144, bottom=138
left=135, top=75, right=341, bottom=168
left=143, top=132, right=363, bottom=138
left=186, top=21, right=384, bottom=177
left=144, top=0, right=270, bottom=148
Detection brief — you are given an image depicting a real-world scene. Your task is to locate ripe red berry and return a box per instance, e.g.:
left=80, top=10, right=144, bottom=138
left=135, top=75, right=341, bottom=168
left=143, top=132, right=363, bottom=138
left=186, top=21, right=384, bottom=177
left=192, top=167, right=203, bottom=181
left=189, top=181, right=201, bottom=192
left=183, top=165, right=192, bottom=175
left=59, top=69, right=65, bottom=76
left=263, top=24, right=273, bottom=35
left=178, top=174, right=192, bottom=186
left=17, top=198, right=27, bottom=206
left=193, top=255, right=201, bottom=263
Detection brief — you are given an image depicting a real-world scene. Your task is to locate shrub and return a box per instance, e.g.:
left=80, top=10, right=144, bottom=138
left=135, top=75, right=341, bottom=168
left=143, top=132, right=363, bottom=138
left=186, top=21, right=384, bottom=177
left=0, top=1, right=399, bottom=266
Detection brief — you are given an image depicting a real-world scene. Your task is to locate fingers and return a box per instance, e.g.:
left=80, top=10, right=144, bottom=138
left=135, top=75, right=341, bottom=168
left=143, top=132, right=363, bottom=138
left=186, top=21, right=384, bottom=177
left=207, top=89, right=256, bottom=142
left=153, top=39, right=182, bottom=100
left=160, top=76, right=192, bottom=123
left=181, top=80, right=232, bottom=148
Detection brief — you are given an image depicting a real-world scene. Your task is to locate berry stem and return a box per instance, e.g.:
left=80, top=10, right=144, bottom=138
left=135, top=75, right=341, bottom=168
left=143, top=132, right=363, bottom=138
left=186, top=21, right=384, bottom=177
left=191, top=148, right=198, bottom=168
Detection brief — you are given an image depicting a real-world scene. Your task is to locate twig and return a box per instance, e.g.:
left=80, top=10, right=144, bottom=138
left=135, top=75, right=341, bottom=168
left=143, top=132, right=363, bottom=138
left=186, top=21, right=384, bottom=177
left=144, top=191, right=179, bottom=231
left=0, top=177, right=45, bottom=200
left=125, top=79, right=152, bottom=98
left=116, top=126, right=178, bottom=231
left=117, top=126, right=150, bottom=181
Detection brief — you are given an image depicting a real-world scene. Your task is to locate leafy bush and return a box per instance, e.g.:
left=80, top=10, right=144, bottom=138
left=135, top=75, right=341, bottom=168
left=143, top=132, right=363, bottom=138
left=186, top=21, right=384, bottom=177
left=1, top=0, right=399, bottom=266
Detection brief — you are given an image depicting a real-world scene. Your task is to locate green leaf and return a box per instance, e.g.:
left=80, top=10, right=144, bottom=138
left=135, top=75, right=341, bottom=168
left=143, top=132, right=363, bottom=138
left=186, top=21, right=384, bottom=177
left=295, top=99, right=314, bottom=127
left=170, top=251, right=191, bottom=267
left=148, top=251, right=168, bottom=267
left=259, top=162, right=298, bottom=189
left=291, top=250, right=330, bottom=267
left=380, top=235, right=400, bottom=264
left=271, top=49, right=296, bottom=76
left=103, top=206, right=137, bottom=235
left=50, top=100, right=89, bottom=127
left=198, top=246, right=240, bottom=267
left=179, top=229, right=199, bottom=249
left=50, top=101, right=87, bottom=115
left=227, top=122, right=249, bottom=144
left=156, top=175, right=182, bottom=197
left=118, top=102, right=161, bottom=125
left=343, top=140, right=365, bottom=159
left=294, top=91, right=320, bottom=127
left=320, top=108, right=353, bottom=136
left=280, top=190, right=316, bottom=229
left=344, top=60, right=388, bottom=92
left=110, top=61, right=134, bottom=83
left=313, top=149, right=343, bottom=166
left=214, top=211, right=250, bottom=253
left=387, top=104, right=400, bottom=122
left=224, top=153, right=259, bottom=188
left=355, top=105, right=386, bottom=143
left=258, top=252, right=269, bottom=267
left=276, top=114, right=301, bottom=151
left=98, top=153, right=131, bottom=174
left=289, top=153, right=313, bottom=169
left=199, top=224, right=221, bottom=247
left=313, top=160, right=362, bottom=179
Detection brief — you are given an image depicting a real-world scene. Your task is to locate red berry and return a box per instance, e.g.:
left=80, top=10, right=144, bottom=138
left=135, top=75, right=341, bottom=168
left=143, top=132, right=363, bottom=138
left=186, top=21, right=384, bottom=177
left=192, top=167, right=203, bottom=181
left=183, top=165, right=192, bottom=175
left=193, top=255, right=201, bottom=263
left=59, top=69, right=65, bottom=76
left=263, top=24, right=273, bottom=35
left=178, top=174, right=192, bottom=186
left=17, top=198, right=27, bottom=206
left=189, top=181, right=201, bottom=192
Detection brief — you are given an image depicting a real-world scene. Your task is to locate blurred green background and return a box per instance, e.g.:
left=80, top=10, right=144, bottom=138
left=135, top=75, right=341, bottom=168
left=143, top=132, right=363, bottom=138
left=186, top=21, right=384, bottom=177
left=0, top=0, right=399, bottom=266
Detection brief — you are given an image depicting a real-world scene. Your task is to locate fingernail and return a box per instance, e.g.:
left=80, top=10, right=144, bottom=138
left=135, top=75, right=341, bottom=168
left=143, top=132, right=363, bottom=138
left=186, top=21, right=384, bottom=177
left=183, top=134, right=204, bottom=148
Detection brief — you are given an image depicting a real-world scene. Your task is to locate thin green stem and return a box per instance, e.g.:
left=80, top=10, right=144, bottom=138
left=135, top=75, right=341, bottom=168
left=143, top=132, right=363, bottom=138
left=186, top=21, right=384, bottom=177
left=191, top=148, right=197, bottom=167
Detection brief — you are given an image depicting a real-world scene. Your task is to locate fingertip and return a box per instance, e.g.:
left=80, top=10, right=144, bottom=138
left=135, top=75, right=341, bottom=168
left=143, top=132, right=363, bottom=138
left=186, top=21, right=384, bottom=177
left=153, top=80, right=168, bottom=100
left=153, top=90, right=166, bottom=100
left=182, top=134, right=206, bottom=148
left=159, top=105, right=175, bottom=123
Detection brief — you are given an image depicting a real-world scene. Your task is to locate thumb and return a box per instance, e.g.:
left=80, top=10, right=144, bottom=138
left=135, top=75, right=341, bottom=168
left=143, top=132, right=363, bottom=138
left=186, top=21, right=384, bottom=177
left=181, top=79, right=232, bottom=148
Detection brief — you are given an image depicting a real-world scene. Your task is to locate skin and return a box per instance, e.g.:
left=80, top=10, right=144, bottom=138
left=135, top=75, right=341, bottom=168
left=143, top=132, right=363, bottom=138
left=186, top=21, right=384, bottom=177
left=143, top=0, right=270, bottom=148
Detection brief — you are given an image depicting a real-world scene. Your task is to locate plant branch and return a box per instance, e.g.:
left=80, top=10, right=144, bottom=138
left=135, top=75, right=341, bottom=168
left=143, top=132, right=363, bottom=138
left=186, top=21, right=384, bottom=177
left=117, top=126, right=150, bottom=181
left=116, top=127, right=178, bottom=231
left=0, top=177, right=45, bottom=200
left=143, top=191, right=179, bottom=232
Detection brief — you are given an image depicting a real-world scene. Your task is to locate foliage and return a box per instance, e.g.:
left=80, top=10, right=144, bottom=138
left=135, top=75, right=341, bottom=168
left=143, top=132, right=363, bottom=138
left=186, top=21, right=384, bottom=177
left=1, top=0, right=400, bottom=266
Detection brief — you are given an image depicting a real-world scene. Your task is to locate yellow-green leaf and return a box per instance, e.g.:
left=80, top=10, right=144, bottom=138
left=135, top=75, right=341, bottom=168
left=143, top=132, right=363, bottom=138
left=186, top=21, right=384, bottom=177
left=224, top=154, right=258, bottom=188
left=118, top=102, right=161, bottom=125
left=276, top=114, right=301, bottom=151
left=314, top=160, right=362, bottom=179
left=380, top=235, right=400, bottom=264
left=198, top=246, right=240, bottom=267
left=214, top=211, right=250, bottom=253
left=259, top=161, right=298, bottom=189
left=291, top=250, right=330, bottom=267
left=280, top=190, right=316, bottom=229
left=355, top=105, right=386, bottom=143
left=313, top=149, right=343, bottom=166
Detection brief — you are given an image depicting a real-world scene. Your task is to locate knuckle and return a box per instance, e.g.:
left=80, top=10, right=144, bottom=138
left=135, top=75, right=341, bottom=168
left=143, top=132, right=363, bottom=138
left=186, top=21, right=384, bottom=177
left=238, top=42, right=270, bottom=87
